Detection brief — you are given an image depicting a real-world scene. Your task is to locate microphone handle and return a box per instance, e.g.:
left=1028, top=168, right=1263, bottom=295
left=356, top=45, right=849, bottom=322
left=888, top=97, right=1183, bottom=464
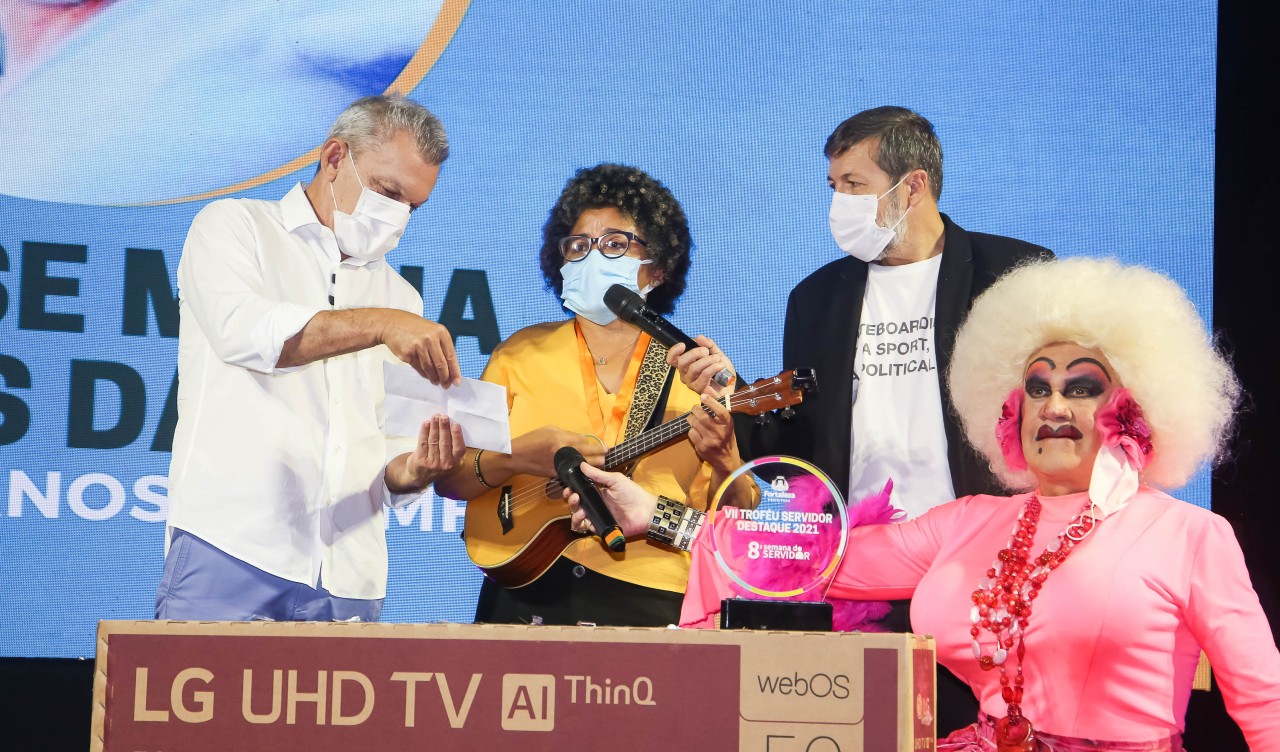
left=555, top=446, right=626, bottom=551
left=636, top=311, right=734, bottom=387
left=578, top=483, right=624, bottom=548
left=637, top=309, right=697, bottom=351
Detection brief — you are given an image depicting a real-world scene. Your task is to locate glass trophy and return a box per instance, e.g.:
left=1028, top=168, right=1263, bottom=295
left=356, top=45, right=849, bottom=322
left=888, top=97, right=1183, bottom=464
left=707, top=455, right=849, bottom=630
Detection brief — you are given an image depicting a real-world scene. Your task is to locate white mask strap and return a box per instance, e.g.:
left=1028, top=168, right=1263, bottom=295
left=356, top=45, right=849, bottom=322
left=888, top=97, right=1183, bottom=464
left=879, top=172, right=913, bottom=231
left=329, top=148, right=366, bottom=213
left=877, top=171, right=911, bottom=201
left=330, top=149, right=371, bottom=217
left=346, top=149, right=367, bottom=190
left=639, top=258, right=657, bottom=295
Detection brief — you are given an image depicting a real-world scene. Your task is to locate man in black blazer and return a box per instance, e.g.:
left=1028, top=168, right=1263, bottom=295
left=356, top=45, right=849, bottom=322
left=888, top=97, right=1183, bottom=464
left=746, top=107, right=1051, bottom=509
left=672, top=106, right=1051, bottom=736
left=751, top=215, right=1051, bottom=505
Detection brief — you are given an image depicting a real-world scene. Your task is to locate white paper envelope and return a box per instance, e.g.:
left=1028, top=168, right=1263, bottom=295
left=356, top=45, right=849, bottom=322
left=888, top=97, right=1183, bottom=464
left=382, top=362, right=512, bottom=454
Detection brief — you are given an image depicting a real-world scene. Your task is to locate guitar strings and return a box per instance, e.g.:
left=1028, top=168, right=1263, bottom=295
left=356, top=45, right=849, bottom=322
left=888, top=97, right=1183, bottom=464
left=497, top=379, right=786, bottom=514
left=495, top=398, right=726, bottom=515
left=487, top=379, right=792, bottom=519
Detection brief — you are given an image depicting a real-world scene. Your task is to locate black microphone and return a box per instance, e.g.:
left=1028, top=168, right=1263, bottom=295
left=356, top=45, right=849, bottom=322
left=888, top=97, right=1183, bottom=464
left=554, top=446, right=626, bottom=552
left=604, top=284, right=733, bottom=387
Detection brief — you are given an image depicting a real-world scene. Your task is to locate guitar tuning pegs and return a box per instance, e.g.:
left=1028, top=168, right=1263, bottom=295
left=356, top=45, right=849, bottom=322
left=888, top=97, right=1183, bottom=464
left=778, top=406, right=796, bottom=420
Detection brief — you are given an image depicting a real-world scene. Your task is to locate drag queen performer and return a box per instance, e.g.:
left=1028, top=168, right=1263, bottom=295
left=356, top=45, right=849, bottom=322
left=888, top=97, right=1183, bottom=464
left=564, top=258, right=1280, bottom=750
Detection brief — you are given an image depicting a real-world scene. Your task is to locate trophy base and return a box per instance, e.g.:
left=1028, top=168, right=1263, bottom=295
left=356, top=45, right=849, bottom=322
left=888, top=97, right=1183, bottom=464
left=719, top=598, right=833, bottom=631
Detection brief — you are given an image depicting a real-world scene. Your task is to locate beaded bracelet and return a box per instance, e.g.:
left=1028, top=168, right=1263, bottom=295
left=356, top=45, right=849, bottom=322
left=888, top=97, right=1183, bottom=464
left=647, top=497, right=705, bottom=552
left=674, top=508, right=705, bottom=552
left=647, top=496, right=683, bottom=546
left=473, top=449, right=495, bottom=489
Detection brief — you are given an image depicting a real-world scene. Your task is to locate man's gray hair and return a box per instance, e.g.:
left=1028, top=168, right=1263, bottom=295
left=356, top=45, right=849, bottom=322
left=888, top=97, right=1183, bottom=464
left=328, top=95, right=449, bottom=165
left=824, top=106, right=943, bottom=200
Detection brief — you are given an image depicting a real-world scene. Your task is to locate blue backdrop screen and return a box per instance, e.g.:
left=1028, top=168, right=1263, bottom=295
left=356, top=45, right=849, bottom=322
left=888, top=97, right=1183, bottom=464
left=0, top=1, right=1215, bottom=657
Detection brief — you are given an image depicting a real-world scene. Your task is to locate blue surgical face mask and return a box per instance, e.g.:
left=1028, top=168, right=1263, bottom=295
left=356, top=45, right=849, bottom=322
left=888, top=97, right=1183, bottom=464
left=560, top=251, right=657, bottom=325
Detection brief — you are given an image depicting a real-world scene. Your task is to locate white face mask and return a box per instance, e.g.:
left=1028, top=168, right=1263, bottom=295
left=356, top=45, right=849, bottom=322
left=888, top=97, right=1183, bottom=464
left=560, top=251, right=656, bottom=326
left=329, top=151, right=411, bottom=262
left=828, top=173, right=911, bottom=262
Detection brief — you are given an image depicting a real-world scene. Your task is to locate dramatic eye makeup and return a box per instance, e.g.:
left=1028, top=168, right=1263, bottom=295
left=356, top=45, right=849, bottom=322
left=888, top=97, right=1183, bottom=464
left=1063, top=375, right=1105, bottom=398
left=1062, top=358, right=1111, bottom=398
left=1023, top=359, right=1053, bottom=397
left=1065, top=357, right=1110, bottom=379
left=1023, top=357, right=1110, bottom=399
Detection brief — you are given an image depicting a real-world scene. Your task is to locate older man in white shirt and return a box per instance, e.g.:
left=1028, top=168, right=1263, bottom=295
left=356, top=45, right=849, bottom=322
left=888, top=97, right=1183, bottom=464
left=156, top=95, right=465, bottom=621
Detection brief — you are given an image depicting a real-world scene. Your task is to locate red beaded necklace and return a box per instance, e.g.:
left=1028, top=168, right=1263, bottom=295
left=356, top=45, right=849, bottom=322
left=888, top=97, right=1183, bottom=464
left=969, top=494, right=1100, bottom=752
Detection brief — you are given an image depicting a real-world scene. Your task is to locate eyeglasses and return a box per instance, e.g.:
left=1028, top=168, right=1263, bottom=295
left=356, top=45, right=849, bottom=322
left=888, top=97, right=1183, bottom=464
left=559, top=231, right=647, bottom=262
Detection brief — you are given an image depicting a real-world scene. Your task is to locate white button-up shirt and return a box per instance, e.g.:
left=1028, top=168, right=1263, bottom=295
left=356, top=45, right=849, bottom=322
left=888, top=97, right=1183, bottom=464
left=167, top=183, right=420, bottom=599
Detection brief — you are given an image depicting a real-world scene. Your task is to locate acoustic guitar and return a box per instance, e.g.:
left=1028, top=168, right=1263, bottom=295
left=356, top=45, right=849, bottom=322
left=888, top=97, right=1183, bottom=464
left=463, top=368, right=817, bottom=588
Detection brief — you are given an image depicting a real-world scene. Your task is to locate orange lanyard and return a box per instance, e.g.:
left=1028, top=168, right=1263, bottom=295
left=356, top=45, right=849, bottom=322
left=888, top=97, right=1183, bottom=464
left=574, top=320, right=651, bottom=445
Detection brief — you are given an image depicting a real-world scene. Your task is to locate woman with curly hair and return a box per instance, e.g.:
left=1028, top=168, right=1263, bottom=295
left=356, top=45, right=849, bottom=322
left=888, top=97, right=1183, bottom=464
left=435, top=163, right=745, bottom=627
left=564, top=258, right=1280, bottom=748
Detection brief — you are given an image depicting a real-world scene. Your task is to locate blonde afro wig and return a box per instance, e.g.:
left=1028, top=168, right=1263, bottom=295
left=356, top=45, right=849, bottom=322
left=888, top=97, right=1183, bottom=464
left=947, top=257, right=1239, bottom=491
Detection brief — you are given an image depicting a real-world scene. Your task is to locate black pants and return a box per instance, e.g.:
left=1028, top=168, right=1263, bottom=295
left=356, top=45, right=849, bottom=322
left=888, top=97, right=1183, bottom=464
left=884, top=599, right=978, bottom=737
left=474, top=557, right=683, bottom=627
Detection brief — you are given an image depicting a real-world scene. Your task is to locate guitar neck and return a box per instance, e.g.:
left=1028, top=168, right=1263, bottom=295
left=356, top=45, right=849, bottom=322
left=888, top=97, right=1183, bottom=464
left=595, top=370, right=810, bottom=472
left=603, top=399, right=721, bottom=470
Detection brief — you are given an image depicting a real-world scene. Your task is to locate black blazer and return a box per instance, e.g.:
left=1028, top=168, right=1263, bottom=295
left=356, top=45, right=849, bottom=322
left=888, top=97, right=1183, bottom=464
left=737, top=214, right=1052, bottom=502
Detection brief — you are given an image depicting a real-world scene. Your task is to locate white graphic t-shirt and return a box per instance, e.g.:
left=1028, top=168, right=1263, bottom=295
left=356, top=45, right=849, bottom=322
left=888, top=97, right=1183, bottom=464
left=848, top=253, right=955, bottom=519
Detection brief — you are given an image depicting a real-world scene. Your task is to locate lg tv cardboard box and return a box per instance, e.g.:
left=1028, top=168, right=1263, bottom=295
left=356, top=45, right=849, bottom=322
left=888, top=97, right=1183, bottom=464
left=91, top=620, right=936, bottom=751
